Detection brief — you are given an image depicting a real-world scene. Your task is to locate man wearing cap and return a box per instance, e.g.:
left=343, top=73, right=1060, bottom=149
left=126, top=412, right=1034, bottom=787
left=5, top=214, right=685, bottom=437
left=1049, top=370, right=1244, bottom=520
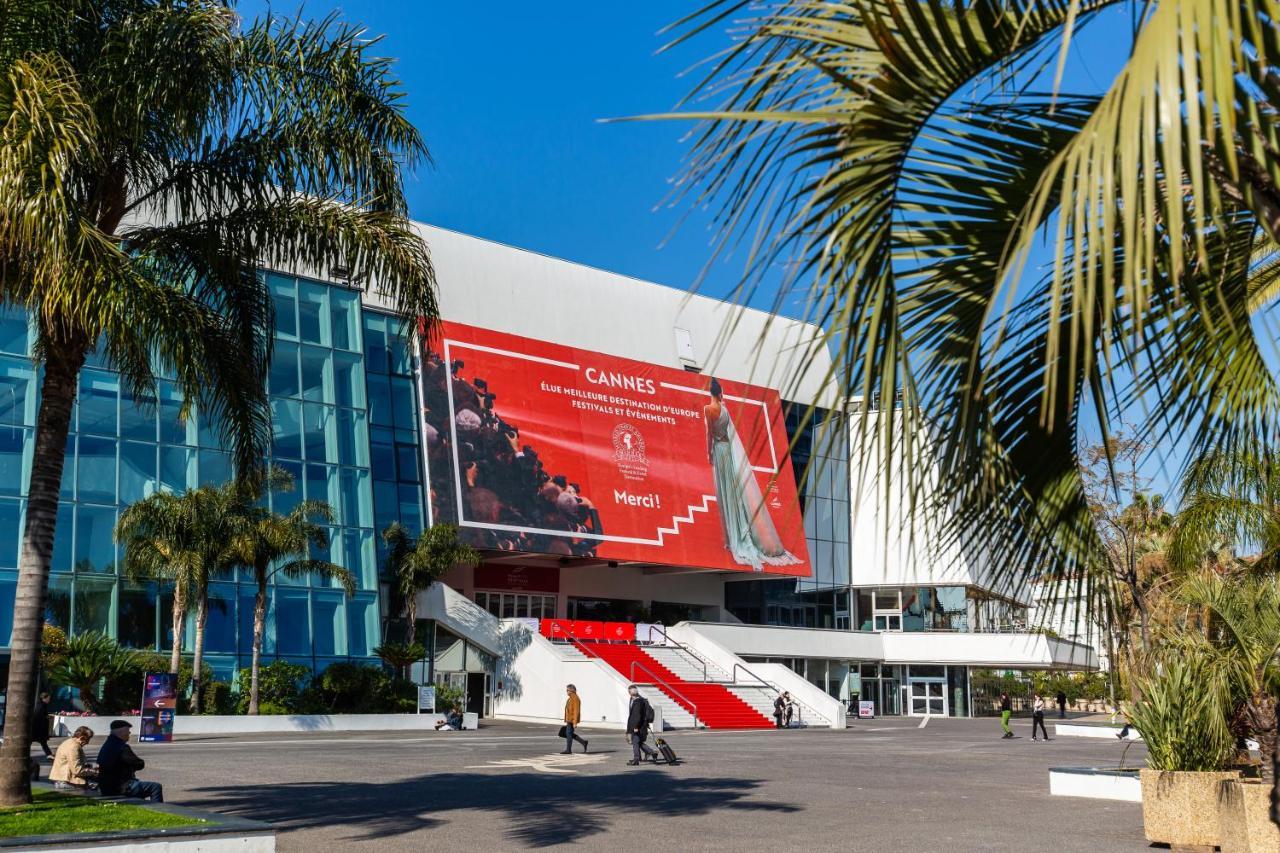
left=96, top=720, right=163, bottom=801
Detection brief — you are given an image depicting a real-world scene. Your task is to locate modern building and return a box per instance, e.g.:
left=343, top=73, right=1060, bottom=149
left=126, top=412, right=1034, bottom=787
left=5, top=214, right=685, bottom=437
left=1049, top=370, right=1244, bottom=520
left=0, top=222, right=1096, bottom=722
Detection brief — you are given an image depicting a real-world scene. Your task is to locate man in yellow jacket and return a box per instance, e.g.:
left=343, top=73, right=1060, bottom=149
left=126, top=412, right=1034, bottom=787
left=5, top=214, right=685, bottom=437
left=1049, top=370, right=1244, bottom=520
left=561, top=684, right=589, bottom=754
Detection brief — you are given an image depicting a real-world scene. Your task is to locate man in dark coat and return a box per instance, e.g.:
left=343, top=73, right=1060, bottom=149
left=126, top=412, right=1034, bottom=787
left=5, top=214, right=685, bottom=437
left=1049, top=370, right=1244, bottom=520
left=32, top=692, right=52, bottom=758
left=96, top=720, right=163, bottom=801
left=625, top=685, right=659, bottom=766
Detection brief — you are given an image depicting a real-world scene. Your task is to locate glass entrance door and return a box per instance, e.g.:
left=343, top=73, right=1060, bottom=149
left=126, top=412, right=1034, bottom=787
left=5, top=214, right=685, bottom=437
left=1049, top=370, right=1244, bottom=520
left=908, top=679, right=947, bottom=716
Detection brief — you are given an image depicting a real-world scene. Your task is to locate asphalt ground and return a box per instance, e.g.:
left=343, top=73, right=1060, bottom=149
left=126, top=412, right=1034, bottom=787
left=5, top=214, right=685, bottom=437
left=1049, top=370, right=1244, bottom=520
left=75, top=716, right=1149, bottom=852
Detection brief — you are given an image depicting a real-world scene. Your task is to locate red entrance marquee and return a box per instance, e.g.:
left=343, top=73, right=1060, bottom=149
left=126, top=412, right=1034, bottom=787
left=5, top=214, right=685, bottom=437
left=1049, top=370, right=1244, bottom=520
left=419, top=322, right=810, bottom=576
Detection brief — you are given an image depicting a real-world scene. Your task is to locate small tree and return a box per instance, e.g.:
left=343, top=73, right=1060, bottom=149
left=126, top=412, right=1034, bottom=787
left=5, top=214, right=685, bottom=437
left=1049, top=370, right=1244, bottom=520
left=374, top=642, right=425, bottom=680
left=47, top=632, right=137, bottom=714
left=227, top=469, right=353, bottom=715
left=382, top=523, right=479, bottom=644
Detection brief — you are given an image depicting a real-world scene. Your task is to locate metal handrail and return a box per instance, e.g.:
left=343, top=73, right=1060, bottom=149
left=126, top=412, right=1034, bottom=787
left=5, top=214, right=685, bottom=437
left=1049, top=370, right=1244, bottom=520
left=729, top=663, right=825, bottom=728
left=645, top=625, right=709, bottom=682
left=628, top=661, right=701, bottom=729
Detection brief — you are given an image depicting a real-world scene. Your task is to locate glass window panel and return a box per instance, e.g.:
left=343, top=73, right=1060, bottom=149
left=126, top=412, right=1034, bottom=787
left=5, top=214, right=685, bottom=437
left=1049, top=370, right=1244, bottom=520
left=343, top=528, right=374, bottom=590
left=118, top=582, right=158, bottom=649
left=300, top=345, right=333, bottom=404
left=0, top=358, right=35, bottom=428
left=270, top=459, right=303, bottom=516
left=303, top=403, right=336, bottom=463
left=298, top=282, right=329, bottom=346
left=367, top=375, right=392, bottom=427
left=370, top=427, right=395, bottom=480
left=312, top=592, right=345, bottom=656
left=373, top=478, right=397, bottom=530
left=396, top=443, right=420, bottom=483
left=49, top=502, right=74, bottom=573
left=306, top=463, right=340, bottom=512
left=78, top=370, right=119, bottom=436
left=46, top=575, right=72, bottom=630
left=332, top=352, right=366, bottom=408
left=269, top=274, right=297, bottom=341
left=275, top=590, right=310, bottom=656
left=390, top=377, right=415, bottom=430
left=0, top=309, right=29, bottom=356
left=119, top=441, right=158, bottom=505
left=341, top=468, right=372, bottom=528
left=363, top=314, right=389, bottom=375
left=271, top=398, right=303, bottom=460
left=330, top=289, right=361, bottom=352
left=388, top=328, right=411, bottom=375
left=196, top=404, right=226, bottom=448
left=0, top=500, right=18, bottom=569
left=73, top=576, right=114, bottom=635
left=347, top=595, right=375, bottom=657
left=336, top=408, right=369, bottom=468
left=157, top=381, right=193, bottom=446
left=74, top=504, right=117, bottom=573
left=205, top=583, right=237, bottom=653
left=0, top=570, right=14, bottom=645
left=120, top=388, right=157, bottom=442
left=397, top=483, right=422, bottom=531
left=270, top=341, right=300, bottom=398
left=59, top=435, right=74, bottom=500
left=0, top=426, right=30, bottom=498
left=159, top=445, right=194, bottom=493
left=199, top=449, right=232, bottom=486
left=77, top=436, right=117, bottom=503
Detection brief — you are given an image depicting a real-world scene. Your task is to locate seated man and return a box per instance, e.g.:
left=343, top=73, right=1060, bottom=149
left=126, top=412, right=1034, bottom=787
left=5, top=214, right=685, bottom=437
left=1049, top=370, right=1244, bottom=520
left=434, top=704, right=464, bottom=731
left=50, top=726, right=96, bottom=789
left=96, top=720, right=163, bottom=801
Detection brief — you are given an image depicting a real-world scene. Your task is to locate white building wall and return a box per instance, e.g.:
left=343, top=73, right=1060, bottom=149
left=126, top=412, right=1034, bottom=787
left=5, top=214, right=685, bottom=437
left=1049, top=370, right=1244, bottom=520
left=363, top=223, right=837, bottom=407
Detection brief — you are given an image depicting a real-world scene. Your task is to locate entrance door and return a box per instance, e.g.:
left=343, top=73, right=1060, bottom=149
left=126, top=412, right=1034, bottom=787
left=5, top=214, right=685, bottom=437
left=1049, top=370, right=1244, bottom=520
left=908, top=679, right=947, bottom=716
left=466, top=672, right=486, bottom=716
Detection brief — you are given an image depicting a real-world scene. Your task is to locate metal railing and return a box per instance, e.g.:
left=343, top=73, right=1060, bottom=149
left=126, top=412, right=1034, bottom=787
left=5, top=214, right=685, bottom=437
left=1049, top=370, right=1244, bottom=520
left=628, top=661, right=702, bottom=729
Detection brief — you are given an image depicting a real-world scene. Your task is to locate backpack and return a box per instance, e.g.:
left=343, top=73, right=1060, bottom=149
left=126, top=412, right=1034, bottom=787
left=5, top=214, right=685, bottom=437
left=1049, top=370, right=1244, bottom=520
left=644, top=699, right=655, bottom=725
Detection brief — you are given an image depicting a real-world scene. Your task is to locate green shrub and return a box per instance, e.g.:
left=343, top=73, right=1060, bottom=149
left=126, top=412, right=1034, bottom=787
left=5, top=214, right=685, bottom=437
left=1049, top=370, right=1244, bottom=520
left=47, top=633, right=138, bottom=714
left=433, top=683, right=465, bottom=712
left=236, top=661, right=310, bottom=714
left=202, top=681, right=235, bottom=715
left=1128, top=649, right=1235, bottom=771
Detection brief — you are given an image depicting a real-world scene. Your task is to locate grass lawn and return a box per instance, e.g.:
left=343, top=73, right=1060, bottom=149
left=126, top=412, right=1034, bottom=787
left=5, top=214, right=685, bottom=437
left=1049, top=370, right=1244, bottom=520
left=0, top=791, right=204, bottom=838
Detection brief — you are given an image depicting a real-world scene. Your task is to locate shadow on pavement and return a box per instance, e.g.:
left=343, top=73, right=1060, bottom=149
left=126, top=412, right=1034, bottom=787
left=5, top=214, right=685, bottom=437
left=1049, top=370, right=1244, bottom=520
left=189, top=770, right=802, bottom=847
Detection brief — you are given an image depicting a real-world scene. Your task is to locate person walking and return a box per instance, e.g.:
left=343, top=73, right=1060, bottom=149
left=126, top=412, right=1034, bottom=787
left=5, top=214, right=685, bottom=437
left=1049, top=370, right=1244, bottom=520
left=1056, top=690, right=1068, bottom=719
left=560, top=684, right=588, bottom=754
left=1031, top=694, right=1051, bottom=741
left=32, top=692, right=52, bottom=758
left=625, top=685, right=659, bottom=766
left=999, top=692, right=1013, bottom=738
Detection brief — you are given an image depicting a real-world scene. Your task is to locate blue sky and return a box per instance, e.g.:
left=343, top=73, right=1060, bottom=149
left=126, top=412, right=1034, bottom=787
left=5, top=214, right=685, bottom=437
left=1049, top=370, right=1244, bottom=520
left=240, top=2, right=755, bottom=302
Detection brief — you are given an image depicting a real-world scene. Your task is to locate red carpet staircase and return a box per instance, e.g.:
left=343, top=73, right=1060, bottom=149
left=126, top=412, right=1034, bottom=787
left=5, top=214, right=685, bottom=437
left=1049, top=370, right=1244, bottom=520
left=577, top=641, right=773, bottom=730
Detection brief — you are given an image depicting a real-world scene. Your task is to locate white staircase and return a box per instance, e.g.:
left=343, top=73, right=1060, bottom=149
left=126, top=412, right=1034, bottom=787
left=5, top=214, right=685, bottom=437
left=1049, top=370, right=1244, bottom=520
left=637, top=685, right=697, bottom=730
left=729, top=685, right=785, bottom=724
left=643, top=644, right=731, bottom=683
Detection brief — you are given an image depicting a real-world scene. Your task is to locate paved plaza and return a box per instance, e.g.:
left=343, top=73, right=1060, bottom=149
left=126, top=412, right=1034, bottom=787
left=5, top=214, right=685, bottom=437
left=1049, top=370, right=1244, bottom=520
left=134, top=717, right=1148, bottom=851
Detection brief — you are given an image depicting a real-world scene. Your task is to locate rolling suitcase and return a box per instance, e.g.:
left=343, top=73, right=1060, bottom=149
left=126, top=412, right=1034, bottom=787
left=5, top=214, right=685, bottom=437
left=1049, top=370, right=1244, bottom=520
left=654, top=737, right=679, bottom=765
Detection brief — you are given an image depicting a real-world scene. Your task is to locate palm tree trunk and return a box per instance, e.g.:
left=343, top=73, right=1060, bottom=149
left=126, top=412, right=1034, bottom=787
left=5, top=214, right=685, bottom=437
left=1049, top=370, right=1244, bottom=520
left=169, top=585, right=185, bottom=675
left=0, top=345, right=84, bottom=806
left=191, top=594, right=208, bottom=713
left=249, top=579, right=267, bottom=716
left=405, top=597, right=417, bottom=645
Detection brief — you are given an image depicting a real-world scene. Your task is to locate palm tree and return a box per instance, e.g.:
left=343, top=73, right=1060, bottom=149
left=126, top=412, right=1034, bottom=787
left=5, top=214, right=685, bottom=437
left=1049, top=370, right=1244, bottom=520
left=1175, top=573, right=1280, bottom=785
left=373, top=641, right=426, bottom=681
left=658, top=0, right=1280, bottom=626
left=0, top=1, right=435, bottom=803
left=227, top=471, right=353, bottom=715
left=1170, top=449, right=1280, bottom=575
left=382, top=522, right=479, bottom=644
left=118, top=484, right=238, bottom=713
left=46, top=632, right=138, bottom=715
left=116, top=491, right=202, bottom=678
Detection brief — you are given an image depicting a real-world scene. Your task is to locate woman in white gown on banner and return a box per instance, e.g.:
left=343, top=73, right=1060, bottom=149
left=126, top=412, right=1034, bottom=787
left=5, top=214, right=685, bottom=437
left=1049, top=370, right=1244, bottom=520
left=704, top=378, right=801, bottom=569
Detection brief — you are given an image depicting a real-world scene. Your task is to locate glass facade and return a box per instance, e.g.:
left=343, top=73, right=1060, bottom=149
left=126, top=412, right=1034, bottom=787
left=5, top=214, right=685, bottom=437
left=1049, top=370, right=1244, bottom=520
left=725, top=405, right=852, bottom=628
left=0, top=274, right=426, bottom=678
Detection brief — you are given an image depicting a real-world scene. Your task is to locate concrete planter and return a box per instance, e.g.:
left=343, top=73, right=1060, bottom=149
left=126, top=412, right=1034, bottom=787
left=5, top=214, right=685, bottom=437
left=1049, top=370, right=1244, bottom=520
left=1139, top=769, right=1239, bottom=849
left=53, top=712, right=479, bottom=736
left=1218, top=779, right=1280, bottom=853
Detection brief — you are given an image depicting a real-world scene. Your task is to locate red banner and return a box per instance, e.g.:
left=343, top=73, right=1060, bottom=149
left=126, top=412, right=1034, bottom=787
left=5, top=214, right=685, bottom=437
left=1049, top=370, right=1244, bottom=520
left=421, top=322, right=810, bottom=576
